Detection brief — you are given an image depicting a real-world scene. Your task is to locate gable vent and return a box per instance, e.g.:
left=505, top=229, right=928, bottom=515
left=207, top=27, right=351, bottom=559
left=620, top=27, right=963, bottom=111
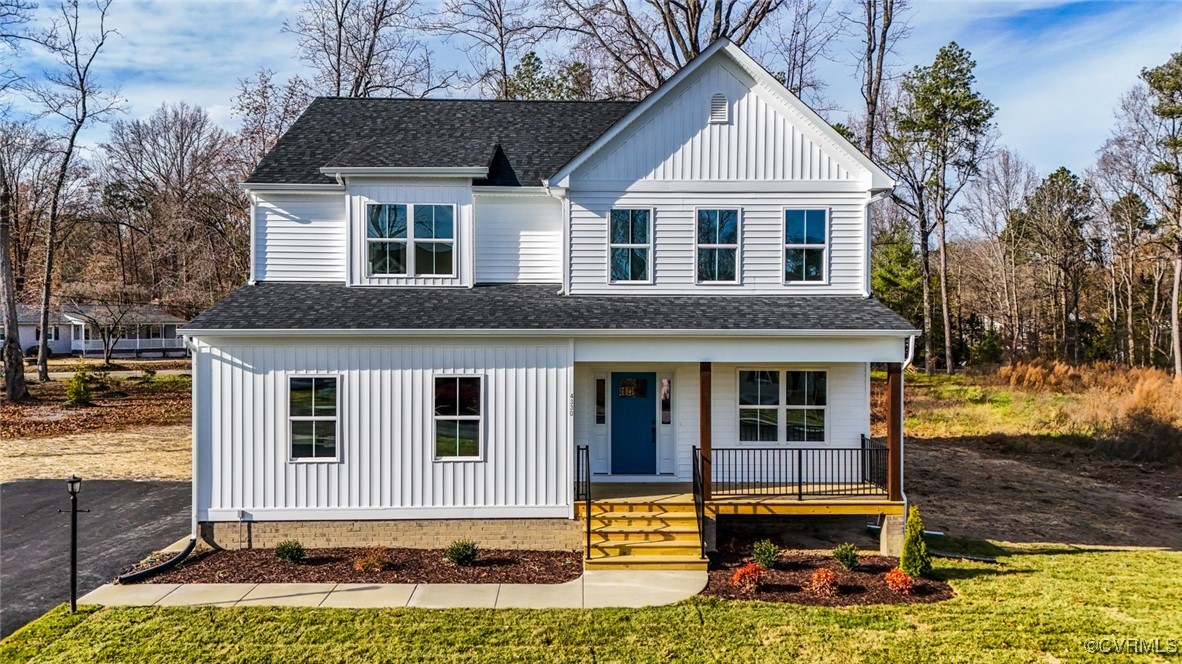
left=709, top=93, right=729, bottom=124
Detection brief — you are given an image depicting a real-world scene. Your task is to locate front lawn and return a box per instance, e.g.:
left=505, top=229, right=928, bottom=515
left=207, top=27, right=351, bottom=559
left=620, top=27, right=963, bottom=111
left=4, top=545, right=1180, bottom=663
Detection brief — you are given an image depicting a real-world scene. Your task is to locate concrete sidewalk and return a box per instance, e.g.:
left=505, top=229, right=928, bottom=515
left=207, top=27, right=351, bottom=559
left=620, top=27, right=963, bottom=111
left=78, top=570, right=707, bottom=609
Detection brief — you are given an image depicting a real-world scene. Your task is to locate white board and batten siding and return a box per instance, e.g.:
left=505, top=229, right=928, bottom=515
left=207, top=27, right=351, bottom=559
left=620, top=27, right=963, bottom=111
left=254, top=193, right=347, bottom=282
left=346, top=179, right=475, bottom=287
left=474, top=195, right=562, bottom=283
left=564, top=51, right=873, bottom=296
left=193, top=338, right=572, bottom=521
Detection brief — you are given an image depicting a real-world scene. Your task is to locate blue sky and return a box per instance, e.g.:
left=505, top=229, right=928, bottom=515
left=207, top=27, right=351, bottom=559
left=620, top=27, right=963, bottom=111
left=8, top=0, right=1182, bottom=176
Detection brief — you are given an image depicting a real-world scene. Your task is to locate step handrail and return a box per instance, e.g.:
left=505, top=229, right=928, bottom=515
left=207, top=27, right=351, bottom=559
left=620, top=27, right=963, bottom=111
left=575, top=445, right=591, bottom=559
left=691, top=446, right=707, bottom=559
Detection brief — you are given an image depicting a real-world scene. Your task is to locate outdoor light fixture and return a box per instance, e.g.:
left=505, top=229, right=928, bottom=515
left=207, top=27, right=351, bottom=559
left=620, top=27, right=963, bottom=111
left=61, top=475, right=89, bottom=613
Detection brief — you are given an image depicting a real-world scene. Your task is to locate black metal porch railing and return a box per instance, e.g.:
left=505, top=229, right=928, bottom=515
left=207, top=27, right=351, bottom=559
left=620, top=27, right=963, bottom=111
left=710, top=445, right=889, bottom=500
left=574, top=444, right=591, bottom=558
left=691, top=446, right=706, bottom=558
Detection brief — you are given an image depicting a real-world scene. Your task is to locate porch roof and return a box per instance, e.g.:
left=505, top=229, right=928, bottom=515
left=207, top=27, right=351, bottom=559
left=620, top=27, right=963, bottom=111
left=184, top=283, right=917, bottom=336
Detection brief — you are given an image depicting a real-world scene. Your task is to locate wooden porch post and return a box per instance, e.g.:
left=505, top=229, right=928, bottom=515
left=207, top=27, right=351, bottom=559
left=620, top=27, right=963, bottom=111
left=886, top=362, right=903, bottom=502
left=699, top=361, right=712, bottom=500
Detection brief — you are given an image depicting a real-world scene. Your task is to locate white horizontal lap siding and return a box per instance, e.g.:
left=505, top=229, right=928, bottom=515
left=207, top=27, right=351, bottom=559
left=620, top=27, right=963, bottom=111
left=474, top=195, right=562, bottom=283
left=568, top=191, right=867, bottom=295
left=194, top=339, right=572, bottom=519
left=578, top=57, right=855, bottom=182
left=712, top=362, right=869, bottom=484
left=255, top=194, right=347, bottom=282
left=348, top=179, right=474, bottom=287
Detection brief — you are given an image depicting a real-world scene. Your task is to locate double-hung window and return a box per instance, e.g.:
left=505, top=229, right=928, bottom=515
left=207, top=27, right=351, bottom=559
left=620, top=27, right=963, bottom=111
left=738, top=370, right=826, bottom=443
left=366, top=203, right=455, bottom=277
left=784, top=209, right=827, bottom=283
left=696, top=209, right=739, bottom=282
left=608, top=208, right=652, bottom=282
left=289, top=376, right=338, bottom=460
left=434, top=376, right=482, bottom=459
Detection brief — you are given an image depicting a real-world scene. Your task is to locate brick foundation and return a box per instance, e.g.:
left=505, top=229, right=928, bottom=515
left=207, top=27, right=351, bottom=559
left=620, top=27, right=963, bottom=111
left=199, top=518, right=582, bottom=551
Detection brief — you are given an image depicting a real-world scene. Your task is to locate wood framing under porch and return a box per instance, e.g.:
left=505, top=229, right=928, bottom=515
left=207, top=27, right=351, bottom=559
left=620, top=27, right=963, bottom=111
left=579, top=482, right=904, bottom=517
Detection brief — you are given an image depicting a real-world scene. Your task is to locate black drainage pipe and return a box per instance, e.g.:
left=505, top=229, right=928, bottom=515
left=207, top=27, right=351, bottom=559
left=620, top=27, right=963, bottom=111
left=117, top=538, right=197, bottom=584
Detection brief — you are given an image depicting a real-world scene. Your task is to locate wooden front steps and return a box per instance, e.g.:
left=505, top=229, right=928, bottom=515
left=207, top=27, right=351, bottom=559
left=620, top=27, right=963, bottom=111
left=578, top=500, right=707, bottom=571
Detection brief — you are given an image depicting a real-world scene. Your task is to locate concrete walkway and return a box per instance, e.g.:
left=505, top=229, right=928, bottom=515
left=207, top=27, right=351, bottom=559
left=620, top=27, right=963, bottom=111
left=78, top=570, right=707, bottom=609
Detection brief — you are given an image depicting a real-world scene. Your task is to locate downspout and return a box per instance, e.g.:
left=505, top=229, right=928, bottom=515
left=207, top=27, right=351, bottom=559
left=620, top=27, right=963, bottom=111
left=899, top=335, right=916, bottom=519
left=118, top=335, right=201, bottom=583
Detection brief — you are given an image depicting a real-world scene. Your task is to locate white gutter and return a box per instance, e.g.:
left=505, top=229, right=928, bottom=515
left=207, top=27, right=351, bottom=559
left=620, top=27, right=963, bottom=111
left=238, top=182, right=345, bottom=193
left=182, top=327, right=922, bottom=339
left=318, top=167, right=488, bottom=178
left=184, top=336, right=200, bottom=540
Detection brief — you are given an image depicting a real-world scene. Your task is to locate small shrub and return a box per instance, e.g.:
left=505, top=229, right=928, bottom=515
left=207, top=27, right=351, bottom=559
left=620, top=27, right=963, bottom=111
left=90, top=370, right=110, bottom=392
left=139, top=367, right=157, bottom=383
left=751, top=539, right=780, bottom=569
left=899, top=505, right=932, bottom=577
left=807, top=568, right=838, bottom=596
left=729, top=562, right=767, bottom=593
left=833, top=542, right=860, bottom=571
left=884, top=567, right=914, bottom=595
left=274, top=540, right=306, bottom=564
left=65, top=369, right=91, bottom=406
left=352, top=547, right=392, bottom=573
left=444, top=539, right=478, bottom=566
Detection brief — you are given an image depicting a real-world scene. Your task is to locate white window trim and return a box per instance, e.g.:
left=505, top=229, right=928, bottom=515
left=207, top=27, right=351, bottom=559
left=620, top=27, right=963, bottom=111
left=736, top=368, right=828, bottom=445
left=432, top=373, right=485, bottom=462
left=365, top=202, right=459, bottom=279
left=287, top=374, right=342, bottom=464
left=782, top=206, right=831, bottom=286
left=693, top=207, right=742, bottom=285
left=606, top=207, right=655, bottom=284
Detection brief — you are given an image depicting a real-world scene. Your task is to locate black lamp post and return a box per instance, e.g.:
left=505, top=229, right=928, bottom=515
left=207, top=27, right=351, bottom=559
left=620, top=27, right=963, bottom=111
left=63, top=475, right=86, bottom=613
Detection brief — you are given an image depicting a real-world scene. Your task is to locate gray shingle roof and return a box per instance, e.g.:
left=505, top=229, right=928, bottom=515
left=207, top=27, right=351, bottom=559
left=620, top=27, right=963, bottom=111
left=184, top=283, right=917, bottom=333
left=246, top=98, right=639, bottom=187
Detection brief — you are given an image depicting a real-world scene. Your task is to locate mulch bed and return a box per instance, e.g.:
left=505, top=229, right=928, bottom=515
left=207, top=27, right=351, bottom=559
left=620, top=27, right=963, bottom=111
left=702, top=539, right=954, bottom=606
left=133, top=547, right=583, bottom=585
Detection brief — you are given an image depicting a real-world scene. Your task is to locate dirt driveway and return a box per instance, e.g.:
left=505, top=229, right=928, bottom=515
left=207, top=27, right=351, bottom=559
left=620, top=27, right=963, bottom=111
left=907, top=436, right=1182, bottom=549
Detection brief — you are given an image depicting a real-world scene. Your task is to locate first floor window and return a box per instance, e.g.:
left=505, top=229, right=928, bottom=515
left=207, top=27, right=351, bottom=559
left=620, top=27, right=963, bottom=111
left=784, top=209, right=827, bottom=283
left=696, top=208, right=739, bottom=282
left=289, top=376, right=338, bottom=460
left=609, top=208, right=651, bottom=282
left=434, top=376, right=482, bottom=459
left=367, top=203, right=455, bottom=277
left=738, top=370, right=826, bottom=443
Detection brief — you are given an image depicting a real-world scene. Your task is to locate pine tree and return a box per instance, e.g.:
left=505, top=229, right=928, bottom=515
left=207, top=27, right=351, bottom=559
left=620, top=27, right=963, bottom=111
left=899, top=505, right=932, bottom=577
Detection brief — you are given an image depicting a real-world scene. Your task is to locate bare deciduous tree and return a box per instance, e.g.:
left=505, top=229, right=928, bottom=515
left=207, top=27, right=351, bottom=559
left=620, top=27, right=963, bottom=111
left=232, top=69, right=313, bottom=174
left=760, top=0, right=841, bottom=110
left=844, top=0, right=909, bottom=155
left=284, top=0, right=453, bottom=98
left=427, top=0, right=545, bottom=98
left=22, top=0, right=121, bottom=381
left=547, top=0, right=784, bottom=97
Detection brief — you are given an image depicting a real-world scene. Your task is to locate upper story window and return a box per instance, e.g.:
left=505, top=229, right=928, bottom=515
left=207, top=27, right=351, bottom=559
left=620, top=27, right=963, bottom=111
left=784, top=209, right=827, bottom=283
left=609, top=208, right=652, bottom=283
left=696, top=208, right=739, bottom=283
left=366, top=203, right=455, bottom=277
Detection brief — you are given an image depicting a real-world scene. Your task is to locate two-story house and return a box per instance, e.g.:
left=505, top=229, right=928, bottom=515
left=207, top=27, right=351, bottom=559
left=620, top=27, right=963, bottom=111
left=183, top=40, right=918, bottom=570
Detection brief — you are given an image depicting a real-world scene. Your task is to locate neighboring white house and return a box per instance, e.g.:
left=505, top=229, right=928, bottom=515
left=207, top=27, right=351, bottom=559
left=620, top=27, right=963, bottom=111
left=185, top=40, right=918, bottom=567
left=3, top=303, right=187, bottom=357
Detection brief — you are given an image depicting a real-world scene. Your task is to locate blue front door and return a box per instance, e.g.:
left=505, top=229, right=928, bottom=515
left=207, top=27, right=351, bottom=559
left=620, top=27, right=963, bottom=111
left=611, top=372, right=657, bottom=474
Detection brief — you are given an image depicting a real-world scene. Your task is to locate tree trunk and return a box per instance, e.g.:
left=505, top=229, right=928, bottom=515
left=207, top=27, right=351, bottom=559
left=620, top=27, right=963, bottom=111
left=1172, top=245, right=1181, bottom=379
left=919, top=234, right=934, bottom=374
left=1, top=160, right=28, bottom=400
left=937, top=217, right=954, bottom=374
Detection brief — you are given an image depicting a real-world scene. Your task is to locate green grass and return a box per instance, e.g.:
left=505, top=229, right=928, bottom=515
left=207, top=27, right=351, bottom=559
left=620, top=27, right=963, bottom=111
left=898, top=372, right=1090, bottom=442
left=4, top=546, right=1181, bottom=663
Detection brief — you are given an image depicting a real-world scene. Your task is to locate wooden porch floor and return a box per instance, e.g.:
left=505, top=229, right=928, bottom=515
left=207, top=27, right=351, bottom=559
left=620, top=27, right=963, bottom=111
left=587, top=482, right=904, bottom=516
